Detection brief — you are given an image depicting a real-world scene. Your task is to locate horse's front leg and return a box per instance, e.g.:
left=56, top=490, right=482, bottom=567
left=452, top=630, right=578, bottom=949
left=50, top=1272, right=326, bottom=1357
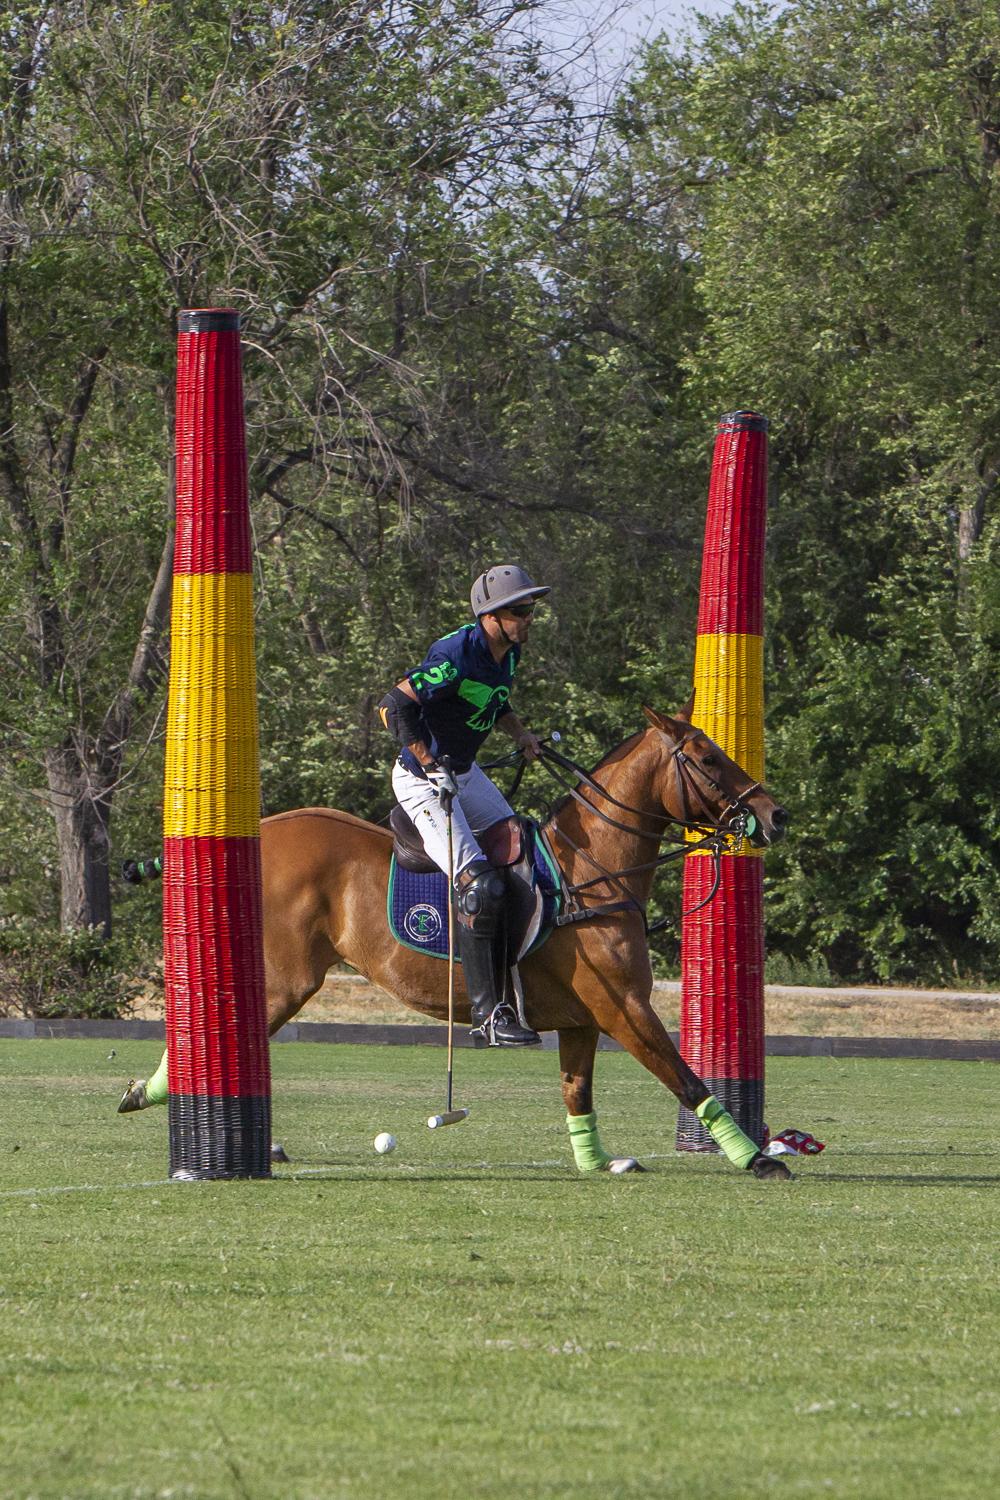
left=573, top=928, right=791, bottom=1181
left=558, top=1025, right=644, bottom=1174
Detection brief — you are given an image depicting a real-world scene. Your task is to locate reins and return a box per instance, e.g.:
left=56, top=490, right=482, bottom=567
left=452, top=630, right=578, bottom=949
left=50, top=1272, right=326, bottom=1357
left=484, top=734, right=760, bottom=933
left=538, top=738, right=728, bottom=839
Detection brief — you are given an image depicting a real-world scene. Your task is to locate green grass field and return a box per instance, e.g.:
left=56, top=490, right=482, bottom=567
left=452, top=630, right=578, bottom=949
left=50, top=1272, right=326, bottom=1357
left=2, top=1040, right=998, bottom=1500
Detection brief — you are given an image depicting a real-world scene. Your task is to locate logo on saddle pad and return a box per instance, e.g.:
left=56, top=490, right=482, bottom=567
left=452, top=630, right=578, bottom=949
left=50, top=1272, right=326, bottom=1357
left=403, top=902, right=443, bottom=945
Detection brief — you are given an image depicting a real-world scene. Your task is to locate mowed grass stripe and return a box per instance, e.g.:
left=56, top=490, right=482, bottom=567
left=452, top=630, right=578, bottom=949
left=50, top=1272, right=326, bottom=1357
left=1, top=1041, right=998, bottom=1500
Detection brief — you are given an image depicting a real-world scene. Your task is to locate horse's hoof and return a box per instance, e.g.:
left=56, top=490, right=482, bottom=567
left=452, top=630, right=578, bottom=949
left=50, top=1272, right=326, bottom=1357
left=117, top=1079, right=148, bottom=1114
left=748, top=1151, right=793, bottom=1181
left=271, top=1141, right=291, bottom=1163
left=608, top=1157, right=645, bottom=1174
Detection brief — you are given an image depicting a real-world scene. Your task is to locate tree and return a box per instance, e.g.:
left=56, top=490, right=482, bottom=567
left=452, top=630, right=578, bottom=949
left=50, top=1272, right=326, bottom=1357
left=613, top=0, right=1000, bottom=979
left=0, top=0, right=574, bottom=934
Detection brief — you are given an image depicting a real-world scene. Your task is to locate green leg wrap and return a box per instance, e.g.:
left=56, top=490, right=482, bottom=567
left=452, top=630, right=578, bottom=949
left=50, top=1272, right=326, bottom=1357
left=695, top=1094, right=759, bottom=1170
left=144, top=1049, right=169, bottom=1107
left=566, top=1111, right=613, bottom=1172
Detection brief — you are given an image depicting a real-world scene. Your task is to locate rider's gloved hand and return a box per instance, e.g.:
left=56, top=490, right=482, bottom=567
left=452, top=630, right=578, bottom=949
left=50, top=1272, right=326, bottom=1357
left=515, top=730, right=544, bottom=762
left=425, top=761, right=459, bottom=797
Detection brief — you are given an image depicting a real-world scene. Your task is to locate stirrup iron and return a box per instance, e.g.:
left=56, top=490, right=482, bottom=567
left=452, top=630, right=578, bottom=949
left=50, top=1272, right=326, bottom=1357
left=470, top=1002, right=541, bottom=1048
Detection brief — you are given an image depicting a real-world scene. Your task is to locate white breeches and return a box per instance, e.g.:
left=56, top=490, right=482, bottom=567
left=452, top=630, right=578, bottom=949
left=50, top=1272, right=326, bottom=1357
left=390, top=759, right=514, bottom=882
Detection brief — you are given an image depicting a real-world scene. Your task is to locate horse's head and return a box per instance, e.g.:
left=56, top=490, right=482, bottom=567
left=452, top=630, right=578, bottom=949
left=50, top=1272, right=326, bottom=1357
left=642, top=704, right=789, bottom=847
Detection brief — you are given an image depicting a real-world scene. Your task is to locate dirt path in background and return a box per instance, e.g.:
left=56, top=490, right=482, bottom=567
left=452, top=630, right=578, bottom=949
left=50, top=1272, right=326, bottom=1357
left=133, top=974, right=1000, bottom=1039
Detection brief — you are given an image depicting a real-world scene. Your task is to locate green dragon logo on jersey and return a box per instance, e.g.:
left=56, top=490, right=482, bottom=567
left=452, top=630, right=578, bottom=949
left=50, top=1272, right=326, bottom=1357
left=458, top=679, right=510, bottom=732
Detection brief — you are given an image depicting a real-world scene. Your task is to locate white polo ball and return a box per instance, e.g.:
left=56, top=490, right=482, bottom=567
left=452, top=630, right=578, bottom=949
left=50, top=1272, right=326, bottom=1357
left=373, top=1132, right=397, bottom=1155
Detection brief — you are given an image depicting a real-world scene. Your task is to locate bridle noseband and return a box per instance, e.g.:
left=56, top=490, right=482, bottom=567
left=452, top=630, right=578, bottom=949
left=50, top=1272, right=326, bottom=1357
left=672, top=735, right=762, bottom=847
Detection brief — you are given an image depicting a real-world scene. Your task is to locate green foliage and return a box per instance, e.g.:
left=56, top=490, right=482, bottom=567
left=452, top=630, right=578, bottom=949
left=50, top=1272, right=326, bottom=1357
left=0, top=921, right=153, bottom=1018
left=614, top=0, right=1000, bottom=981
left=4, top=0, right=1000, bottom=987
left=0, top=0, right=578, bottom=926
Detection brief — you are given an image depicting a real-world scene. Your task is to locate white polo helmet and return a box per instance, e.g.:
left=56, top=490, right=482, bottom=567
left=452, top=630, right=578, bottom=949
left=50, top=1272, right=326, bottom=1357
left=470, top=565, right=551, bottom=618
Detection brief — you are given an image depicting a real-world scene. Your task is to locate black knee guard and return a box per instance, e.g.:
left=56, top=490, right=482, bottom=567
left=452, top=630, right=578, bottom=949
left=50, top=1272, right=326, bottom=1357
left=456, top=862, right=506, bottom=935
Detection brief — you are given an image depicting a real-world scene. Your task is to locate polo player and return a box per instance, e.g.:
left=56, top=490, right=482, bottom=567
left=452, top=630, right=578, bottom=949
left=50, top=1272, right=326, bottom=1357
left=377, top=565, right=549, bottom=1047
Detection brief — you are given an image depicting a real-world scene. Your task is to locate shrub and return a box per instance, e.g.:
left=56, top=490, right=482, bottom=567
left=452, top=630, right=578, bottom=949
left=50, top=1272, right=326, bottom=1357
left=0, top=921, right=149, bottom=1020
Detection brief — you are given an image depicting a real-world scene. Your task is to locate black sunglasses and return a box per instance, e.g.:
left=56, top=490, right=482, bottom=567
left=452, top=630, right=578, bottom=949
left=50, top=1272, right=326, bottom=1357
left=502, top=602, right=536, bottom=618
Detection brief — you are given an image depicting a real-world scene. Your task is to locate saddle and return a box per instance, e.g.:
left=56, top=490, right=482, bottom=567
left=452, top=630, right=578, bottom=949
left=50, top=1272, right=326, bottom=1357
left=389, top=805, right=523, bottom=874
left=387, top=807, right=562, bottom=964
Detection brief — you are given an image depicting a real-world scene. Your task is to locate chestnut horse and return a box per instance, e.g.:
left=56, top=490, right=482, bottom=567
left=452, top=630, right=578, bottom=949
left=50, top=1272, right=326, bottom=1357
left=255, top=705, right=792, bottom=1179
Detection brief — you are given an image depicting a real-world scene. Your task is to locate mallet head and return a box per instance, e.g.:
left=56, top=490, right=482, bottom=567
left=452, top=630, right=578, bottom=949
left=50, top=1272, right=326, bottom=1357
left=427, top=1108, right=470, bottom=1130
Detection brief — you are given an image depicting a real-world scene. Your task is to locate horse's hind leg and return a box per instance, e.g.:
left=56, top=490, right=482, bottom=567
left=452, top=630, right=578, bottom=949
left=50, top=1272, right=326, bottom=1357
left=117, top=923, right=336, bottom=1117
left=558, top=1025, right=644, bottom=1174
left=263, top=921, right=337, bottom=1035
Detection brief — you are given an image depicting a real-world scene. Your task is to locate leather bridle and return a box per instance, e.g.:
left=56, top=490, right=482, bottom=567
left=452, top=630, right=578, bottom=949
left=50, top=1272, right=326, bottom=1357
left=529, top=735, right=763, bottom=930
left=671, top=736, right=763, bottom=836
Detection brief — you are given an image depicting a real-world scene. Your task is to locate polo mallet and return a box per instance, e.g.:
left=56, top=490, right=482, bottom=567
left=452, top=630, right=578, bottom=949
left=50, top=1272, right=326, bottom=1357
left=427, top=758, right=470, bottom=1131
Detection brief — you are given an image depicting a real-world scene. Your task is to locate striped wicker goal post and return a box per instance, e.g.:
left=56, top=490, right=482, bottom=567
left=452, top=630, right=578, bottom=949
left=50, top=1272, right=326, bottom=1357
left=676, top=412, right=768, bottom=1152
left=164, top=309, right=272, bottom=1179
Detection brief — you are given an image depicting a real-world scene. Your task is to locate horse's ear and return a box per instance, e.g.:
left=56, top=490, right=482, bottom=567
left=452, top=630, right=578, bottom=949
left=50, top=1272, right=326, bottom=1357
left=642, top=705, right=687, bottom=742
left=675, top=694, right=695, bottom=724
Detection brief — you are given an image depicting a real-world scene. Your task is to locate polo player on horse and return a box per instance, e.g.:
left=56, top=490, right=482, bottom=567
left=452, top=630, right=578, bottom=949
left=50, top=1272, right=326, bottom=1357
left=377, top=565, right=550, bottom=1048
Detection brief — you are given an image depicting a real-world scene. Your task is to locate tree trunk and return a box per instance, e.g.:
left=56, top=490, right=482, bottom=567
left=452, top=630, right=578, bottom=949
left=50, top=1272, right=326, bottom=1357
left=44, top=746, right=113, bottom=936
left=957, top=461, right=996, bottom=580
left=38, top=395, right=176, bottom=937
left=958, top=496, right=986, bottom=564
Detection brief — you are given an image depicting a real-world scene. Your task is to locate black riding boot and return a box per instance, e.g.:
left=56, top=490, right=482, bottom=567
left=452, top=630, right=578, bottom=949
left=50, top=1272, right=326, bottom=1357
left=456, top=863, right=541, bottom=1047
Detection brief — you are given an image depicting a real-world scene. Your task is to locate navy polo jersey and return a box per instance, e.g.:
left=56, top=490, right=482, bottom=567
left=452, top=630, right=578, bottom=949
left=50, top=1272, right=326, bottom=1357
left=399, top=622, right=519, bottom=774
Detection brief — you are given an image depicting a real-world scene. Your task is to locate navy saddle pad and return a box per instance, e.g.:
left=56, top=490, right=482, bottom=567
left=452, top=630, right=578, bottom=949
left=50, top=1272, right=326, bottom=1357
left=387, top=824, right=562, bottom=960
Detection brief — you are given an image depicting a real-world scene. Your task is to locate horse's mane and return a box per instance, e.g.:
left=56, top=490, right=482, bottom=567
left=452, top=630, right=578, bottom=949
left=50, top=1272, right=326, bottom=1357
left=544, top=727, right=647, bottom=821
